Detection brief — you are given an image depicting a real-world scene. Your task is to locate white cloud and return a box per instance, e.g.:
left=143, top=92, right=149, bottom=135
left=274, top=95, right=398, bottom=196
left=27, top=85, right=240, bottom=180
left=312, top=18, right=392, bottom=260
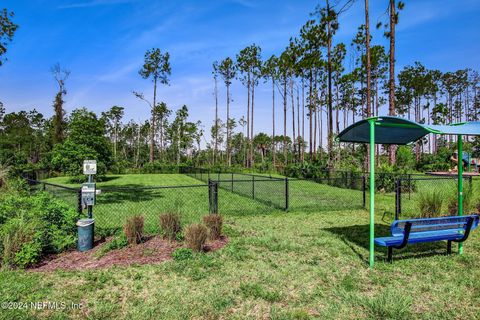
left=58, top=0, right=138, bottom=9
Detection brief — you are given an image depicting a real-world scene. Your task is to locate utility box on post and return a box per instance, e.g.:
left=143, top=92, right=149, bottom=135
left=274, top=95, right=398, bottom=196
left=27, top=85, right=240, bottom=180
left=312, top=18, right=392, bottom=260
left=81, top=182, right=96, bottom=207
left=77, top=160, right=98, bottom=252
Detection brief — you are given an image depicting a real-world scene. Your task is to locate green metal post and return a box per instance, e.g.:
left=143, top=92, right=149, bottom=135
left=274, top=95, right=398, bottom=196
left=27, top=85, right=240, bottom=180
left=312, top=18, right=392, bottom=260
left=368, top=119, right=375, bottom=268
left=458, top=135, right=464, bottom=254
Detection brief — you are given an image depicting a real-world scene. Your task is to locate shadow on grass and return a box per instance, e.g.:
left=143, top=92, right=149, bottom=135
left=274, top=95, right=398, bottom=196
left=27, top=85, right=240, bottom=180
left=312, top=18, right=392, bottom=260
left=289, top=204, right=365, bottom=213
left=97, top=184, right=190, bottom=204
left=98, top=175, right=122, bottom=183
left=325, top=223, right=455, bottom=264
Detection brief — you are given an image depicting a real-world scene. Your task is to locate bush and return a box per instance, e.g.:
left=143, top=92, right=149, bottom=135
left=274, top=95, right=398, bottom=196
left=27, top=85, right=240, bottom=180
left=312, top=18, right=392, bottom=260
left=123, top=215, right=144, bottom=245
left=417, top=190, right=444, bottom=218
left=203, top=214, right=223, bottom=240
left=172, top=248, right=194, bottom=261
left=160, top=213, right=181, bottom=241
left=185, top=224, right=208, bottom=252
left=1, top=218, right=39, bottom=268
left=0, top=190, right=79, bottom=268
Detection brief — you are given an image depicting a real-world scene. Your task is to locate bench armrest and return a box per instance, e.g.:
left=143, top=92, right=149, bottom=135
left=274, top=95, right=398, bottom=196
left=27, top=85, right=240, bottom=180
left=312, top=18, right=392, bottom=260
left=452, top=217, right=474, bottom=243
left=392, top=222, right=412, bottom=249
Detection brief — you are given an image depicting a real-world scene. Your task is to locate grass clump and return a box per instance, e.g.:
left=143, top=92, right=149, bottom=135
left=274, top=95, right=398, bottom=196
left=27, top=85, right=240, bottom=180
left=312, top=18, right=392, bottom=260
left=160, top=213, right=181, bottom=241
left=172, top=248, right=194, bottom=261
left=417, top=190, right=444, bottom=218
left=123, top=215, right=144, bottom=245
left=185, top=224, right=208, bottom=252
left=94, top=235, right=128, bottom=258
left=203, top=214, right=223, bottom=240
left=239, top=282, right=282, bottom=302
left=448, top=183, right=473, bottom=215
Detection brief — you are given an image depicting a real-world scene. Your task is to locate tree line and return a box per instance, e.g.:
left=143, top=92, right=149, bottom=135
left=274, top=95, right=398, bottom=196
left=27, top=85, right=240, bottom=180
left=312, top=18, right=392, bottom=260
left=1, top=3, right=479, bottom=177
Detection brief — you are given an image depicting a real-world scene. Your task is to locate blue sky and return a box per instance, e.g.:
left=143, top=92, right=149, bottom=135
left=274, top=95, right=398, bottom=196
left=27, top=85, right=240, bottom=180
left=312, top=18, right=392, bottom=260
left=1, top=0, right=479, bottom=140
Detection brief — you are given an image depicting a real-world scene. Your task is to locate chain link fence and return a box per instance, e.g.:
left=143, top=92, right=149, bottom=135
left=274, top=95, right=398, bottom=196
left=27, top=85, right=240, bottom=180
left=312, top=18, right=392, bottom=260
left=183, top=167, right=288, bottom=210
left=26, top=171, right=477, bottom=234
left=393, top=175, right=476, bottom=219
left=26, top=179, right=81, bottom=214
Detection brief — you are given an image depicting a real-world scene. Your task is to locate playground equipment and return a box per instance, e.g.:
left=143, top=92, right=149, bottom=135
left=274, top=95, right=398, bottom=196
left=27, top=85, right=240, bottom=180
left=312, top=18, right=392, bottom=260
left=338, top=116, right=480, bottom=267
left=426, top=151, right=480, bottom=176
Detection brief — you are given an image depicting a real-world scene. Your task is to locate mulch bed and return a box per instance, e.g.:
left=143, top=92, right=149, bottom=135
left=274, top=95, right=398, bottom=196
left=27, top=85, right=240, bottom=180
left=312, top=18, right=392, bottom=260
left=30, top=236, right=228, bottom=272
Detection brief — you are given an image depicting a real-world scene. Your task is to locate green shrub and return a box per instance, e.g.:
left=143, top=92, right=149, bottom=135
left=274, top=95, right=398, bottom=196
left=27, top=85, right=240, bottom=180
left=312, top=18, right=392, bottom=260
left=0, top=217, right=44, bottom=268
left=417, top=190, right=444, bottom=218
left=185, top=224, right=208, bottom=252
left=203, top=214, right=223, bottom=240
left=172, top=248, right=194, bottom=261
left=123, top=215, right=144, bottom=245
left=160, top=213, right=181, bottom=241
left=0, top=190, right=79, bottom=268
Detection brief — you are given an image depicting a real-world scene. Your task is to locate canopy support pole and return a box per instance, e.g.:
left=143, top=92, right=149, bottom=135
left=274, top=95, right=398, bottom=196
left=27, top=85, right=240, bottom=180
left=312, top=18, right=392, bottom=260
left=368, top=119, right=375, bottom=268
left=458, top=135, right=464, bottom=254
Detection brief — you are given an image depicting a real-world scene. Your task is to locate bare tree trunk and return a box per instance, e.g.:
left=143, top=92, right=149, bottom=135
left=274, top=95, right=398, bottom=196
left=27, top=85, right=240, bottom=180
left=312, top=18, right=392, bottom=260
left=302, top=78, right=305, bottom=162
left=214, top=74, right=219, bottom=164
left=283, top=76, right=288, bottom=165
left=291, top=78, right=296, bottom=161
left=251, top=83, right=255, bottom=167
left=150, top=78, right=157, bottom=162
left=246, top=73, right=251, bottom=167
left=227, top=83, right=231, bottom=166
left=297, top=86, right=301, bottom=160
left=272, top=78, right=276, bottom=167
left=326, top=0, right=333, bottom=167
left=388, top=0, right=396, bottom=165
left=309, top=71, right=313, bottom=160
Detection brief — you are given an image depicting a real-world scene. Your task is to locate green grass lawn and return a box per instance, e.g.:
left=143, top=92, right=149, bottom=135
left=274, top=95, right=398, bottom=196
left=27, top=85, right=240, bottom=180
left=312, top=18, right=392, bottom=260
left=3, top=174, right=478, bottom=319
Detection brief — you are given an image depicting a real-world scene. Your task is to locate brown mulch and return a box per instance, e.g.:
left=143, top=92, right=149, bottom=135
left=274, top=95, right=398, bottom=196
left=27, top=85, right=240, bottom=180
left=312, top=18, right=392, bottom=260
left=30, top=235, right=228, bottom=272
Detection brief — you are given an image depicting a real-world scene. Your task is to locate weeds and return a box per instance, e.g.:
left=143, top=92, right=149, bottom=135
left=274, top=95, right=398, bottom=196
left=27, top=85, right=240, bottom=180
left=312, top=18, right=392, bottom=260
left=123, top=215, right=144, bottom=245
left=203, top=214, right=223, bottom=240
left=160, top=213, right=181, bottom=241
left=417, top=190, right=444, bottom=218
left=185, top=224, right=208, bottom=252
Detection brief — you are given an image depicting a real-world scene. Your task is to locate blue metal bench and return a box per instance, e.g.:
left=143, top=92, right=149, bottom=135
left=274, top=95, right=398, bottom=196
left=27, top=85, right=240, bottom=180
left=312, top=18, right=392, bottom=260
left=375, top=215, right=479, bottom=262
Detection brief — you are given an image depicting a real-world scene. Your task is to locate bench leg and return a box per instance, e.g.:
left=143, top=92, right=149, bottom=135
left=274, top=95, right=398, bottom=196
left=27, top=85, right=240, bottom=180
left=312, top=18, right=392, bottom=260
left=387, top=247, right=393, bottom=263
left=447, top=240, right=452, bottom=254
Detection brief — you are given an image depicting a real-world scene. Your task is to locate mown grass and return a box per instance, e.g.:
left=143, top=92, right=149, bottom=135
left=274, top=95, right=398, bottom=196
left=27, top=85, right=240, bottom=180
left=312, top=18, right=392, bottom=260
left=2, top=174, right=476, bottom=319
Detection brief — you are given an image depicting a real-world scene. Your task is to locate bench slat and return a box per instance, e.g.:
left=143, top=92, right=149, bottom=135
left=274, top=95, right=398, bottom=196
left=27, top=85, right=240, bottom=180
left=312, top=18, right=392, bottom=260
left=391, top=215, right=479, bottom=237
left=375, top=215, right=479, bottom=248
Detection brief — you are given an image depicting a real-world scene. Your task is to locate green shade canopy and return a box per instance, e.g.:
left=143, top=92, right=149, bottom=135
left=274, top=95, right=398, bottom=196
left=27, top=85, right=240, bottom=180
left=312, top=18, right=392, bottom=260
left=338, top=116, right=480, bottom=144
left=336, top=116, right=480, bottom=268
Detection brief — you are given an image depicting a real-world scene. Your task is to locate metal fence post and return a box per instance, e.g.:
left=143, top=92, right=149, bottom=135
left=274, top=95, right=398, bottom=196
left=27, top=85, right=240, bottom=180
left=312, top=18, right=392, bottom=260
left=285, top=178, right=289, bottom=211
left=77, top=189, right=83, bottom=215
left=213, top=181, right=218, bottom=214
left=252, top=175, right=255, bottom=199
left=408, top=174, right=412, bottom=200
left=208, top=179, right=214, bottom=214
left=231, top=172, right=234, bottom=192
left=362, top=175, right=366, bottom=208
left=42, top=183, right=46, bottom=191
left=395, top=178, right=402, bottom=219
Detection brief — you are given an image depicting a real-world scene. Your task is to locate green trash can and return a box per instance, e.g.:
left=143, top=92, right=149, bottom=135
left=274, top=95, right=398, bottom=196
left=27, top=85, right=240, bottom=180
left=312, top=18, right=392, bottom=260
left=77, top=218, right=94, bottom=251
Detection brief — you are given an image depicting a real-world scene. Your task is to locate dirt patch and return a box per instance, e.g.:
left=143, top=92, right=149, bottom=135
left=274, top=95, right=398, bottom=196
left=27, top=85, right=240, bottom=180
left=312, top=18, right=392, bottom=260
left=31, top=236, right=228, bottom=272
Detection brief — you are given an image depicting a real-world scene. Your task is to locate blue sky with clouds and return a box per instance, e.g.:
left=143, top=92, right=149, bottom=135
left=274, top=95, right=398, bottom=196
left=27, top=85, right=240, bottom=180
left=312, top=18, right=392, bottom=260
left=1, top=0, right=479, bottom=139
